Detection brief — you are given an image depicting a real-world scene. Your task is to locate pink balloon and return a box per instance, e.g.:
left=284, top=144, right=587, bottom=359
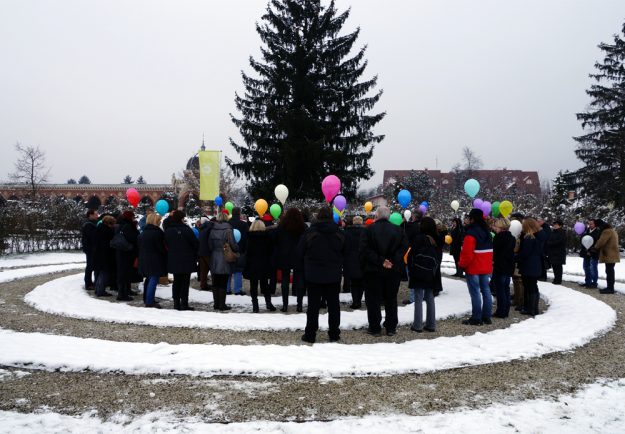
left=321, top=175, right=341, bottom=203
left=481, top=201, right=492, bottom=216
left=473, top=198, right=483, bottom=209
left=333, top=195, right=347, bottom=212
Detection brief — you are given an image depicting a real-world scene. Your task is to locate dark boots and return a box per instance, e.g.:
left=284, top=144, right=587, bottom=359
left=173, top=298, right=181, bottom=311
left=252, top=297, right=259, bottom=313
left=180, top=298, right=194, bottom=311
left=281, top=289, right=288, bottom=312
left=265, top=294, right=276, bottom=311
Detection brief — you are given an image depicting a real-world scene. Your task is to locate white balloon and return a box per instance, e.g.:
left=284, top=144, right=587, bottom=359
left=451, top=200, right=460, bottom=212
left=510, top=220, right=522, bottom=238
left=274, top=184, right=289, bottom=205
left=404, top=210, right=412, bottom=221
left=581, top=235, right=594, bottom=249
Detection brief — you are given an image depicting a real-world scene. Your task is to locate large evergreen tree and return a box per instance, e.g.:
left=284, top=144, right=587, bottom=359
left=228, top=0, right=384, bottom=200
left=574, top=22, right=625, bottom=208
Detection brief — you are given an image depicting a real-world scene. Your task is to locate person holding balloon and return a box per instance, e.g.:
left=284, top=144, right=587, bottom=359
left=579, top=219, right=600, bottom=289
left=226, top=207, right=249, bottom=296
left=458, top=208, right=494, bottom=326
left=164, top=210, right=199, bottom=311
left=113, top=210, right=140, bottom=302
left=273, top=208, right=306, bottom=312
left=208, top=212, right=240, bottom=311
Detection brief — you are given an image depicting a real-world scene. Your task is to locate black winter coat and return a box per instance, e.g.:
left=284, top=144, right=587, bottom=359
left=516, top=234, right=544, bottom=278
left=273, top=226, right=303, bottom=269
left=81, top=220, right=97, bottom=254
left=298, top=221, right=346, bottom=284
left=493, top=230, right=516, bottom=276
left=359, top=219, right=408, bottom=275
left=138, top=224, right=167, bottom=277
left=198, top=221, right=214, bottom=257
left=579, top=228, right=600, bottom=259
left=547, top=228, right=567, bottom=265
left=450, top=225, right=464, bottom=258
left=343, top=225, right=365, bottom=279
left=164, top=222, right=199, bottom=274
left=115, top=220, right=139, bottom=282
left=94, top=223, right=115, bottom=273
left=244, top=231, right=273, bottom=280
left=229, top=217, right=249, bottom=254
left=407, top=233, right=437, bottom=290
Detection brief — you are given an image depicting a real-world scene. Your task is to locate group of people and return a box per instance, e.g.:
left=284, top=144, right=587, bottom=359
left=81, top=203, right=621, bottom=343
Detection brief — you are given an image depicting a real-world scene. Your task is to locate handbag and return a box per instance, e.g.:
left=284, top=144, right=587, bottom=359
left=223, top=242, right=239, bottom=263
left=110, top=231, right=133, bottom=251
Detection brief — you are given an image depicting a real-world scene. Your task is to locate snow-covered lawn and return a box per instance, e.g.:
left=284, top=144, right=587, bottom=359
left=0, top=264, right=86, bottom=284
left=24, top=274, right=470, bottom=331
left=1, top=378, right=624, bottom=433
left=0, top=252, right=85, bottom=269
left=1, top=278, right=615, bottom=377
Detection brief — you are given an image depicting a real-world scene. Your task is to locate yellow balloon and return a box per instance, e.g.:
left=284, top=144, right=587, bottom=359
left=499, top=200, right=513, bottom=218
left=255, top=199, right=268, bottom=217
left=445, top=235, right=453, bottom=245
left=364, top=201, right=373, bottom=213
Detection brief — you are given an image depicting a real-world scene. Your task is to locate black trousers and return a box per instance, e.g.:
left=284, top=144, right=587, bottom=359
left=172, top=273, right=191, bottom=302
left=552, top=264, right=563, bottom=284
left=249, top=278, right=270, bottom=299
left=605, top=263, right=615, bottom=290
left=521, top=275, right=539, bottom=315
left=304, top=281, right=341, bottom=341
left=84, top=252, right=95, bottom=288
left=364, top=272, right=401, bottom=333
left=349, top=277, right=364, bottom=306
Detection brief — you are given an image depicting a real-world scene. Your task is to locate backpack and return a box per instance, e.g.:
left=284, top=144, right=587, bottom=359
left=410, top=235, right=438, bottom=283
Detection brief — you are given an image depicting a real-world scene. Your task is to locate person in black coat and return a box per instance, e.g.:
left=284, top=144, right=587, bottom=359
left=197, top=217, right=213, bottom=291
left=407, top=217, right=439, bottom=333
left=343, top=216, right=365, bottom=309
left=546, top=220, right=567, bottom=285
left=243, top=220, right=276, bottom=312
left=359, top=206, right=409, bottom=337
left=164, top=210, right=199, bottom=311
left=114, top=211, right=139, bottom=302
left=492, top=218, right=516, bottom=318
left=138, top=213, right=167, bottom=308
left=538, top=218, right=552, bottom=281
left=516, top=218, right=544, bottom=316
left=273, top=208, right=306, bottom=312
left=449, top=217, right=464, bottom=277
left=299, top=207, right=346, bottom=343
left=81, top=209, right=99, bottom=290
left=227, top=207, right=249, bottom=295
left=94, top=215, right=116, bottom=297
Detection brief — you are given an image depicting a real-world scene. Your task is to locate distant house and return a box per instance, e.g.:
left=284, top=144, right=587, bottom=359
left=382, top=169, right=541, bottom=196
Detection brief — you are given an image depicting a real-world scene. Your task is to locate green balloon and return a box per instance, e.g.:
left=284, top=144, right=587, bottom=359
left=389, top=212, right=403, bottom=226
left=270, top=203, right=282, bottom=219
left=224, top=201, right=234, bottom=213
left=492, top=201, right=501, bottom=218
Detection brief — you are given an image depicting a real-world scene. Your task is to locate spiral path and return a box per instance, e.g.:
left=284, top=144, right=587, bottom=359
left=1, top=252, right=624, bottom=432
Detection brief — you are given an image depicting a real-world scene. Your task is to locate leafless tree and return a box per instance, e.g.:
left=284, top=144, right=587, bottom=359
left=461, top=146, right=483, bottom=172
left=9, top=142, right=51, bottom=198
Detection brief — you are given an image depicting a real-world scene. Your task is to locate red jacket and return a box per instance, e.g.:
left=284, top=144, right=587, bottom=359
left=459, top=225, right=493, bottom=275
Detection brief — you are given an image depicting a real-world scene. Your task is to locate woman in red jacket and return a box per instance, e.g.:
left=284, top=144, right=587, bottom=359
left=459, top=209, right=494, bottom=325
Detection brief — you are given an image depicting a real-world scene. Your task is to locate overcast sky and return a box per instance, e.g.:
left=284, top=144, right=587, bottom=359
left=0, top=0, right=623, bottom=189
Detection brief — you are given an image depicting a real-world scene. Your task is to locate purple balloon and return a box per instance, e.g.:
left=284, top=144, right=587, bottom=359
left=419, top=204, right=427, bottom=214
left=574, top=222, right=586, bottom=235
left=473, top=198, right=483, bottom=209
left=481, top=201, right=492, bottom=216
left=333, top=195, right=347, bottom=212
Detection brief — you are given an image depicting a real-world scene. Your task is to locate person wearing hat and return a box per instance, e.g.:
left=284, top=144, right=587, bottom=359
left=458, top=208, right=494, bottom=325
left=546, top=220, right=567, bottom=285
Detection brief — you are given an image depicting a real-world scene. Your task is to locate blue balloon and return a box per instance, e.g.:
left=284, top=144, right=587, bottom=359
left=421, top=201, right=429, bottom=209
left=233, top=228, right=241, bottom=243
left=397, top=189, right=412, bottom=208
left=464, top=179, right=480, bottom=198
left=333, top=213, right=340, bottom=224
left=155, top=199, right=169, bottom=216
left=192, top=227, right=200, bottom=239
left=214, top=196, right=223, bottom=206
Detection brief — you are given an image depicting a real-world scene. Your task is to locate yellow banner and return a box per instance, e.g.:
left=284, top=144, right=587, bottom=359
left=198, top=150, right=220, bottom=201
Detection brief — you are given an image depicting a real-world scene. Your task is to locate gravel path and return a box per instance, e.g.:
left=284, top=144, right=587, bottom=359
left=0, top=272, right=622, bottom=423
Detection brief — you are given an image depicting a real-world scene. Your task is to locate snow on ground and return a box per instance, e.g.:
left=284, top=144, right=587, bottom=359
left=0, top=264, right=86, bottom=284
left=1, top=280, right=616, bottom=377
left=24, top=274, right=470, bottom=331
left=0, top=252, right=85, bottom=270
left=1, top=379, right=624, bottom=433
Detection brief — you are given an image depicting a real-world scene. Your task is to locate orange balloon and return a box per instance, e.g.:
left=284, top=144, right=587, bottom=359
left=364, top=201, right=373, bottom=213
left=445, top=235, right=453, bottom=245
left=254, top=199, right=268, bottom=217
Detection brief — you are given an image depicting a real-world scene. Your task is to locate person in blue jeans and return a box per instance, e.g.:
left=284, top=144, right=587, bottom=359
left=581, top=219, right=600, bottom=288
left=138, top=213, right=167, bottom=309
left=458, top=209, right=494, bottom=326
left=492, top=218, right=516, bottom=318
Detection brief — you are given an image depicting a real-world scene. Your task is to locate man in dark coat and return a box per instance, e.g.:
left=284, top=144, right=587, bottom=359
left=114, top=211, right=139, bottom=301
left=546, top=220, right=567, bottom=285
left=580, top=219, right=600, bottom=288
left=343, top=216, right=365, bottom=309
left=299, top=207, right=346, bottom=343
left=198, top=217, right=213, bottom=291
left=538, top=218, right=552, bottom=281
left=81, top=209, right=99, bottom=290
left=359, top=206, right=409, bottom=337
left=164, top=210, right=199, bottom=310
left=94, top=215, right=116, bottom=297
